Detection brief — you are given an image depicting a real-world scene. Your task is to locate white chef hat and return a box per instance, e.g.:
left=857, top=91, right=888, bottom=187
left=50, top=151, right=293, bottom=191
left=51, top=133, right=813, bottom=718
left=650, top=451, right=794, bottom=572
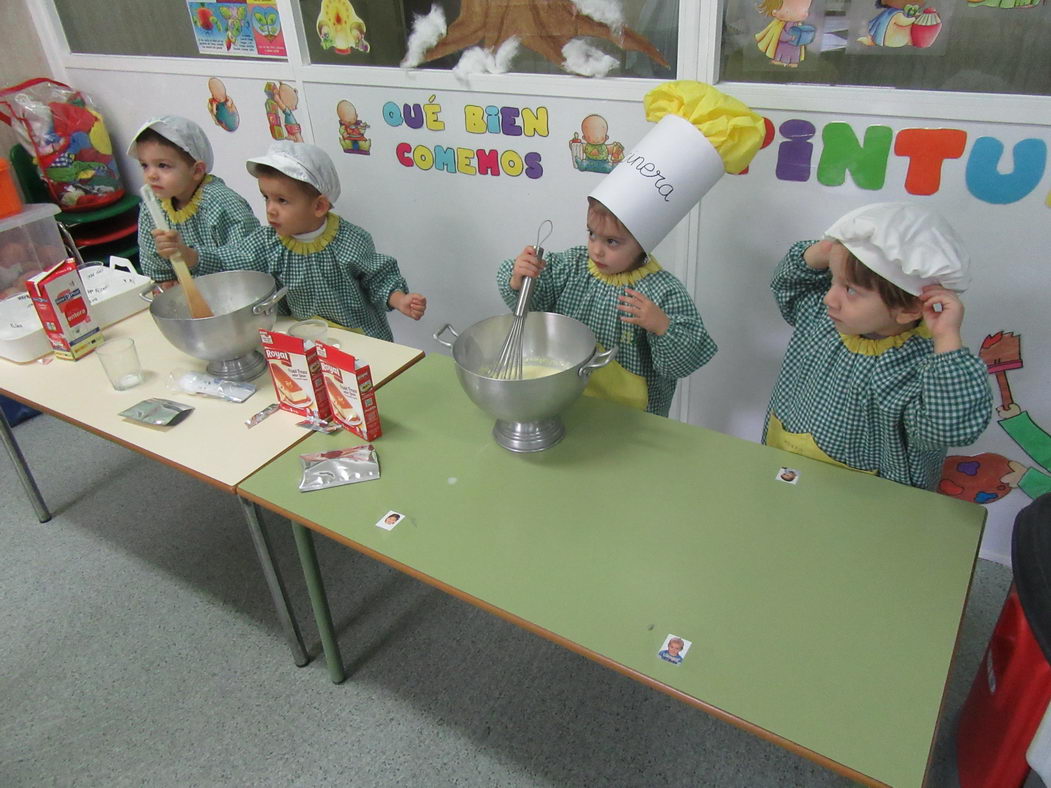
left=824, top=202, right=970, bottom=295
left=127, top=116, right=214, bottom=172
left=588, top=81, right=765, bottom=253
left=246, top=141, right=341, bottom=203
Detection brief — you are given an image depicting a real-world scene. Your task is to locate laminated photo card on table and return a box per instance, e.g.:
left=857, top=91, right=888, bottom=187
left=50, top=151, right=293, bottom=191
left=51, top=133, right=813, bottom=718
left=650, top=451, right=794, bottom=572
left=657, top=634, right=692, bottom=665
left=376, top=510, right=404, bottom=531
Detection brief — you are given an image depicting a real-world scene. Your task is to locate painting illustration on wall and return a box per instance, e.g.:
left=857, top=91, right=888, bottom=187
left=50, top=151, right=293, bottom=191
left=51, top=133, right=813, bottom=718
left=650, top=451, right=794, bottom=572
left=317, top=0, right=371, bottom=53
left=569, top=114, right=623, bottom=173
left=207, top=78, right=240, bottom=132
left=263, top=82, right=303, bottom=141
left=755, top=0, right=819, bottom=67
left=188, top=1, right=287, bottom=57
left=940, top=331, right=1051, bottom=505
left=966, top=0, right=1040, bottom=10
left=847, top=0, right=952, bottom=52
left=337, top=100, right=371, bottom=154
left=401, top=0, right=670, bottom=78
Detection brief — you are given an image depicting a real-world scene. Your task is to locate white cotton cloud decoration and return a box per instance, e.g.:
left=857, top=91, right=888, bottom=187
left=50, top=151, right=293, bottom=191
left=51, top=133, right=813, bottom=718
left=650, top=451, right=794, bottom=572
left=452, top=37, right=521, bottom=81
left=401, top=4, right=447, bottom=68
left=562, top=38, right=619, bottom=77
left=571, top=0, right=625, bottom=34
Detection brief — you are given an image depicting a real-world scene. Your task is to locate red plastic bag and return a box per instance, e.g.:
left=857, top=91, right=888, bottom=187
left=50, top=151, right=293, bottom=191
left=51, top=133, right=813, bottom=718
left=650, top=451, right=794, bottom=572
left=0, top=78, right=125, bottom=212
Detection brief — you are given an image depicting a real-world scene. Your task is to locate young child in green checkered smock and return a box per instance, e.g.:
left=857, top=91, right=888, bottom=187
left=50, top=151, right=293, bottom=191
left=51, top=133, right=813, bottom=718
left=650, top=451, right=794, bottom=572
left=158, top=141, right=425, bottom=341
left=130, top=116, right=258, bottom=286
left=498, top=197, right=717, bottom=417
left=764, top=202, right=992, bottom=490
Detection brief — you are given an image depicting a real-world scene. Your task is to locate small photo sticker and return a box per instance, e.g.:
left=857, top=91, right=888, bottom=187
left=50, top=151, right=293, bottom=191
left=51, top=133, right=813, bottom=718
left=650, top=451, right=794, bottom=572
left=376, top=510, right=404, bottom=530
left=776, top=467, right=800, bottom=485
left=657, top=634, right=692, bottom=665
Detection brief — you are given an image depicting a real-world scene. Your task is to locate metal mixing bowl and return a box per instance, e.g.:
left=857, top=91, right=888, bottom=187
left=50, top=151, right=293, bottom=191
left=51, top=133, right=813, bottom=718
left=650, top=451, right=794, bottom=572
left=434, top=312, right=616, bottom=452
left=142, top=271, right=287, bottom=381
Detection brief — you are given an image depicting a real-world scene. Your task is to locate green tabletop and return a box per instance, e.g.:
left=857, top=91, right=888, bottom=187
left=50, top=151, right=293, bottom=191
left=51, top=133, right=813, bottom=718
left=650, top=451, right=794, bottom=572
left=238, top=353, right=985, bottom=788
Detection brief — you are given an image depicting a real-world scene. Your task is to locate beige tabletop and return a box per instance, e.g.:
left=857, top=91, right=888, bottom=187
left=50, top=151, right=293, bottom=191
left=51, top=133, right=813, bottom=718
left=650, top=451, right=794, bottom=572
left=0, top=309, right=424, bottom=491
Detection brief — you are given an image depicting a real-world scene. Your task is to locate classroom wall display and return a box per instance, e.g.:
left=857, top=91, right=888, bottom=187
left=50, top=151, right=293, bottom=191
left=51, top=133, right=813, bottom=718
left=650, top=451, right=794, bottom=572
left=753, top=0, right=826, bottom=70
left=263, top=82, right=303, bottom=142
left=568, top=114, right=625, bottom=173
left=206, top=78, right=240, bottom=132
left=847, top=0, right=954, bottom=53
left=336, top=101, right=371, bottom=154
left=187, top=1, right=288, bottom=58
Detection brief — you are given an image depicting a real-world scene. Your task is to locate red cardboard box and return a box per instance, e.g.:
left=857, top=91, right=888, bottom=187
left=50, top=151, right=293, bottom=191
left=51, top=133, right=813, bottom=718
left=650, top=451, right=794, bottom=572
left=258, top=329, right=330, bottom=420
left=25, top=258, right=104, bottom=360
left=316, top=341, right=381, bottom=440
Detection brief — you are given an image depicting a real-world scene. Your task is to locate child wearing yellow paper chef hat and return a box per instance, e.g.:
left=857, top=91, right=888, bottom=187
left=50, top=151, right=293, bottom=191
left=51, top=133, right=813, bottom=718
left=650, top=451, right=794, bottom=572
left=130, top=115, right=259, bottom=287
left=160, top=141, right=425, bottom=341
left=498, top=81, right=765, bottom=416
left=764, top=201, right=992, bottom=489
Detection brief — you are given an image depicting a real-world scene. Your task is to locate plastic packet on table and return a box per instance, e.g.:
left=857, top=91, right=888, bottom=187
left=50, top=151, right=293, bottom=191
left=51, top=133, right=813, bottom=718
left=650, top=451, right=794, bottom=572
left=119, top=398, right=194, bottom=426
left=167, top=369, right=256, bottom=403
left=299, top=444, right=379, bottom=492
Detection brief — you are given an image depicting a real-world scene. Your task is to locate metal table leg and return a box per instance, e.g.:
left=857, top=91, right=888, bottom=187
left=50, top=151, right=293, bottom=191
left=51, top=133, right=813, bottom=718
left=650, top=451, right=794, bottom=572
left=238, top=497, right=309, bottom=667
left=0, top=404, right=50, bottom=523
left=291, top=521, right=345, bottom=684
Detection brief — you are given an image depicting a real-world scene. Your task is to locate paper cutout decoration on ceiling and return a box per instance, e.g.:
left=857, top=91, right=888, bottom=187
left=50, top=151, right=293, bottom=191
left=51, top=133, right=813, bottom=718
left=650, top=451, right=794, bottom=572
left=756, top=0, right=817, bottom=67
left=317, top=0, right=370, bottom=54
left=405, top=0, right=668, bottom=78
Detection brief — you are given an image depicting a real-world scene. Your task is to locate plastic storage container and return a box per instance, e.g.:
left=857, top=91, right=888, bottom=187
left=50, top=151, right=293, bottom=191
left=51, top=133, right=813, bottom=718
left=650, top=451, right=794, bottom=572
left=957, top=494, right=1051, bottom=788
left=0, top=202, right=64, bottom=299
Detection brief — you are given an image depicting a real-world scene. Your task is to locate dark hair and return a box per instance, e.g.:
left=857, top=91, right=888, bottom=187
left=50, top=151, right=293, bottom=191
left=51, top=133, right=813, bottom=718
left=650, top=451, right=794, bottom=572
left=586, top=197, right=647, bottom=267
left=134, top=128, right=196, bottom=167
left=843, top=251, right=921, bottom=312
left=252, top=164, right=321, bottom=199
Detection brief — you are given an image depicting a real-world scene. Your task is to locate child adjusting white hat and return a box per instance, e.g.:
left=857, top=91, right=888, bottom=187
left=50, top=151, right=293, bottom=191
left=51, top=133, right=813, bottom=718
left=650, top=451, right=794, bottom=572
left=588, top=81, right=766, bottom=253
left=823, top=202, right=970, bottom=294
left=128, top=115, right=214, bottom=171
left=246, top=140, right=341, bottom=203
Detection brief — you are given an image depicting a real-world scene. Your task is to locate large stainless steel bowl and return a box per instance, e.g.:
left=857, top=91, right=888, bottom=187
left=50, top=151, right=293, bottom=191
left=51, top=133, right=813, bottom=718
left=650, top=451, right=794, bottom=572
left=142, top=271, right=287, bottom=381
left=435, top=312, right=616, bottom=452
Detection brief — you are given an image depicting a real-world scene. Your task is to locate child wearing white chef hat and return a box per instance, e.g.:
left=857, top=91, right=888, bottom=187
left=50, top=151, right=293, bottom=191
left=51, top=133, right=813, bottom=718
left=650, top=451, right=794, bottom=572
left=161, top=141, right=426, bottom=341
left=498, top=81, right=766, bottom=416
left=763, top=201, right=992, bottom=489
left=131, top=115, right=259, bottom=287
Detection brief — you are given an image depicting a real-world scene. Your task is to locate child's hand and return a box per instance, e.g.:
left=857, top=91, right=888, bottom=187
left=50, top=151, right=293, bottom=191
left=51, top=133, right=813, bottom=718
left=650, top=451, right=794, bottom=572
left=152, top=229, right=199, bottom=270
left=510, top=245, right=544, bottom=290
left=803, top=239, right=835, bottom=270
left=389, top=291, right=426, bottom=320
left=618, top=288, right=670, bottom=335
left=919, top=285, right=964, bottom=353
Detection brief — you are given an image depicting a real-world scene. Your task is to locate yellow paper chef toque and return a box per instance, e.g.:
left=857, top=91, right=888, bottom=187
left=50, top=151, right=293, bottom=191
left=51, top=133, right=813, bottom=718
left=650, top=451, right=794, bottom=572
left=589, top=81, right=766, bottom=253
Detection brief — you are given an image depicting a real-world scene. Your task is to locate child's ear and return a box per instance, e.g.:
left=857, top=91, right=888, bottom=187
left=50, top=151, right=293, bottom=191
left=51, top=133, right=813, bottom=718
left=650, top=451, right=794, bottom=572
left=894, top=301, right=924, bottom=325
left=313, top=195, right=331, bottom=217
left=192, top=161, right=207, bottom=182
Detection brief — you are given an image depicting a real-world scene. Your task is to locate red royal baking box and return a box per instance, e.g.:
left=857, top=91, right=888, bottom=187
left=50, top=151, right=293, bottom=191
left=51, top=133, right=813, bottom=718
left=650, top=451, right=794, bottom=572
left=316, top=341, right=381, bottom=440
left=25, top=258, right=104, bottom=360
left=258, top=329, right=331, bottom=420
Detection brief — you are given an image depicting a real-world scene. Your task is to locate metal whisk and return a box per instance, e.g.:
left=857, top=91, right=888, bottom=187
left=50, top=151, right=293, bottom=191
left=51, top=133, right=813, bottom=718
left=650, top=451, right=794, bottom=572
left=491, top=219, right=553, bottom=380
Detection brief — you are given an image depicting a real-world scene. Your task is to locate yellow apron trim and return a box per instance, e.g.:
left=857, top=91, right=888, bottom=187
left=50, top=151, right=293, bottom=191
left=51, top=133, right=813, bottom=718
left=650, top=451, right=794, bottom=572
left=765, top=411, right=877, bottom=474
left=583, top=344, right=649, bottom=411
left=162, top=174, right=212, bottom=224
left=278, top=213, right=340, bottom=254
left=587, top=255, right=662, bottom=287
left=838, top=323, right=931, bottom=356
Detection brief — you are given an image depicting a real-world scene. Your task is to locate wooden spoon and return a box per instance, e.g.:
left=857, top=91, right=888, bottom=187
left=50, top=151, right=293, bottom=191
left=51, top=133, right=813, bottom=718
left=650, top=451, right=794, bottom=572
left=139, top=185, right=214, bottom=318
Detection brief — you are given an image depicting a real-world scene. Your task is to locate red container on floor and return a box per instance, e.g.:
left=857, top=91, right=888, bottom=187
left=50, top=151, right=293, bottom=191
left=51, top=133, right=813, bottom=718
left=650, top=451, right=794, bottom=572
left=957, top=494, right=1051, bottom=788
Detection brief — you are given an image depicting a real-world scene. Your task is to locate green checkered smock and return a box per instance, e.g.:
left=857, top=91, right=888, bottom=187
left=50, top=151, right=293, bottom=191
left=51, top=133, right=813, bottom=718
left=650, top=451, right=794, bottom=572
left=196, top=214, right=408, bottom=342
left=764, top=240, right=992, bottom=489
left=498, top=245, right=716, bottom=417
left=138, top=175, right=259, bottom=284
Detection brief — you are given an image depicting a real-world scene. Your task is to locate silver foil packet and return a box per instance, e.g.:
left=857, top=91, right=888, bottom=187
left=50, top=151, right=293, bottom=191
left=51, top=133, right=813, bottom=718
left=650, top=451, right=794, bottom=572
left=298, top=444, right=379, bottom=492
left=119, top=398, right=194, bottom=426
left=167, top=369, right=256, bottom=403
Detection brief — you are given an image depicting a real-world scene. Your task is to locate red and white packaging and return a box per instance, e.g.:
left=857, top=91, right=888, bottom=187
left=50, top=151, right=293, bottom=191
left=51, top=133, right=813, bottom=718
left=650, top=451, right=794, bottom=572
left=316, top=341, right=381, bottom=440
left=25, top=258, right=104, bottom=360
left=258, top=329, right=330, bottom=420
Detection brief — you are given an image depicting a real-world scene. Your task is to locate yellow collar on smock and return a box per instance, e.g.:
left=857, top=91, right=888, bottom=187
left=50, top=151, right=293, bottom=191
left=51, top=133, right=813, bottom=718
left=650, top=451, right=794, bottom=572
left=162, top=174, right=212, bottom=224
left=277, top=213, right=339, bottom=254
left=587, top=255, right=662, bottom=286
left=838, top=323, right=932, bottom=356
